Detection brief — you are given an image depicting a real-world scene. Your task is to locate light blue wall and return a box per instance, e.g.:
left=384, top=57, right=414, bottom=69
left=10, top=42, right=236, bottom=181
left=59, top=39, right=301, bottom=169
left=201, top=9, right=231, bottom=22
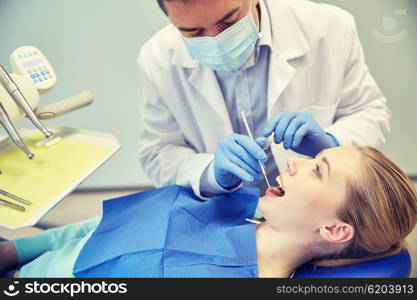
left=0, top=0, right=168, bottom=188
left=0, top=0, right=416, bottom=189
left=313, top=0, right=417, bottom=175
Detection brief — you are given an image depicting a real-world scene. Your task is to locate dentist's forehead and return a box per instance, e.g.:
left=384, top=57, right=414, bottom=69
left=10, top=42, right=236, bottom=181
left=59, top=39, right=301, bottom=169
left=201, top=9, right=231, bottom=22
left=164, top=0, right=244, bottom=27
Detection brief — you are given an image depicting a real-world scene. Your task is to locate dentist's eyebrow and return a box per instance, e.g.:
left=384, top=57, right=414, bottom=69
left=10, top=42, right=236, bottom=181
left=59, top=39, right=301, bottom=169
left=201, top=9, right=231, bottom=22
left=215, top=7, right=240, bottom=24
left=178, top=26, right=202, bottom=32
left=178, top=7, right=241, bottom=32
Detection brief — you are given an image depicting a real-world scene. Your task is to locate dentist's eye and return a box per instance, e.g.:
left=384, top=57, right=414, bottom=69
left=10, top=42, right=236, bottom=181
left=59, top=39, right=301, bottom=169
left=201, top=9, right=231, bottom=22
left=313, top=164, right=321, bottom=178
left=222, top=20, right=236, bottom=26
left=191, top=30, right=204, bottom=37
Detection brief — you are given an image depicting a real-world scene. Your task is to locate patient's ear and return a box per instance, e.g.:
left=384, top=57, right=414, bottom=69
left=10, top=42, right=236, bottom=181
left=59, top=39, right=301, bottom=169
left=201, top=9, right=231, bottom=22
left=319, top=222, right=354, bottom=244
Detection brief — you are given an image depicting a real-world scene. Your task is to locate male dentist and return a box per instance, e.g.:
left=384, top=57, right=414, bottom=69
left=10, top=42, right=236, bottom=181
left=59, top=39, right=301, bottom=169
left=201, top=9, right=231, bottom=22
left=137, top=0, right=390, bottom=198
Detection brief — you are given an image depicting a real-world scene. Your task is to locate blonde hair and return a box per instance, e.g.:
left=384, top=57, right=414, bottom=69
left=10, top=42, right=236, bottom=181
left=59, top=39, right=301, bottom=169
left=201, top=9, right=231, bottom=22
left=316, top=147, right=417, bottom=266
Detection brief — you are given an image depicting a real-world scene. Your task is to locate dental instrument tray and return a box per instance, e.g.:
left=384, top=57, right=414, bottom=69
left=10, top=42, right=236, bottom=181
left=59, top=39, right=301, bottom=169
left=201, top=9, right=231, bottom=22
left=0, top=126, right=120, bottom=229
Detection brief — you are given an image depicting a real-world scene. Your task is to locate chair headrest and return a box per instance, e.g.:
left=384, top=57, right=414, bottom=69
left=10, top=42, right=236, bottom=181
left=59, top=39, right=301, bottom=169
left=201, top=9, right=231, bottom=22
left=293, top=248, right=412, bottom=278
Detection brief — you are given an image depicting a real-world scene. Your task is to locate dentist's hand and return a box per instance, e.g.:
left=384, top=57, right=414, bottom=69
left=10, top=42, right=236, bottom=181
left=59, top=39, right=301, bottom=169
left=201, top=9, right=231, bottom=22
left=214, top=134, right=267, bottom=189
left=263, top=112, right=339, bottom=157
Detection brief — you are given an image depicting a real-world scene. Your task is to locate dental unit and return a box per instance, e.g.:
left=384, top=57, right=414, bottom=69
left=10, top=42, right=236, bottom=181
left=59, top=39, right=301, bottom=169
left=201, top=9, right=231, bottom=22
left=0, top=46, right=93, bottom=160
left=0, top=65, right=53, bottom=139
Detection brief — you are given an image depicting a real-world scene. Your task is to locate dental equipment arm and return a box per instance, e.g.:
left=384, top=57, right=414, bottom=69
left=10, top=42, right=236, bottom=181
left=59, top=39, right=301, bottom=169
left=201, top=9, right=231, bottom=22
left=35, top=91, right=93, bottom=120
left=0, top=65, right=53, bottom=138
left=0, top=102, right=34, bottom=159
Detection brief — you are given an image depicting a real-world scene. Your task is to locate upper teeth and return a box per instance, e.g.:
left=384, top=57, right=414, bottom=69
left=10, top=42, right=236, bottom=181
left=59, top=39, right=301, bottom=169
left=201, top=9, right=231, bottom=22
left=276, top=177, right=282, bottom=187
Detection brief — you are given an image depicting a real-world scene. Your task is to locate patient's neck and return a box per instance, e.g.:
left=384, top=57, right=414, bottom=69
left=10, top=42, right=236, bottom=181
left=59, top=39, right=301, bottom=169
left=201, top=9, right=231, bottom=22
left=256, top=222, right=315, bottom=278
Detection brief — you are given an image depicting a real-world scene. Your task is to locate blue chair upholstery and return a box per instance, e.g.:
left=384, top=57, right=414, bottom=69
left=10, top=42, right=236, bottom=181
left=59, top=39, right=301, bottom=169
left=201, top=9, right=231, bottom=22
left=293, top=249, right=412, bottom=278
left=1, top=237, right=412, bottom=278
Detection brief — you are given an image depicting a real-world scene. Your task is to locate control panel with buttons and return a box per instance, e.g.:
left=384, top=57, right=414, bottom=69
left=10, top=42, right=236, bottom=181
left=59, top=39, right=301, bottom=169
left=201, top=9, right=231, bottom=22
left=10, top=46, right=57, bottom=93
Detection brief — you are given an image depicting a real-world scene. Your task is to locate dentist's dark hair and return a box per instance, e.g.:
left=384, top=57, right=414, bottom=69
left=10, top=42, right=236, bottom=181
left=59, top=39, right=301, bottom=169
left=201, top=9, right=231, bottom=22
left=157, top=0, right=166, bottom=13
left=157, top=0, right=192, bottom=15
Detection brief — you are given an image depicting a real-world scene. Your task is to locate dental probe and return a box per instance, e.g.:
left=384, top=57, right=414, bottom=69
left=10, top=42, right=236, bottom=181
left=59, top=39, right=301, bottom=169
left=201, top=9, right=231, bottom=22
left=0, top=102, right=34, bottom=159
left=0, top=189, right=31, bottom=205
left=240, top=110, right=272, bottom=189
left=0, top=198, right=25, bottom=212
left=0, top=65, right=53, bottom=138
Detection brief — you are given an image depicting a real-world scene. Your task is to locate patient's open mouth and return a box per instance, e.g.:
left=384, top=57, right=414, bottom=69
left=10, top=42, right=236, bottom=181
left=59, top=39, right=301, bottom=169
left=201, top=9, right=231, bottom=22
left=266, top=186, right=285, bottom=197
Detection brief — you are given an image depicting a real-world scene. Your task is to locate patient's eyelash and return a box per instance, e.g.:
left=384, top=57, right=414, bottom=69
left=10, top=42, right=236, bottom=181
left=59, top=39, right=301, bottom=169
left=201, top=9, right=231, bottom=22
left=313, top=164, right=321, bottom=178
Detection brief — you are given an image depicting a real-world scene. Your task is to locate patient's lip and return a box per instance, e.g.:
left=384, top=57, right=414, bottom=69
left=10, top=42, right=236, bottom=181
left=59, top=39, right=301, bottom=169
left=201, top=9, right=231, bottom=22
left=266, top=187, right=284, bottom=197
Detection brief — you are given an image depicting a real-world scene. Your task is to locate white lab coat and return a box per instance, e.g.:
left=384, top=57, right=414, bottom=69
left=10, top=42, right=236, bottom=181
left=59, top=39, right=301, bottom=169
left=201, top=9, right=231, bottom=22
left=137, top=0, right=390, bottom=198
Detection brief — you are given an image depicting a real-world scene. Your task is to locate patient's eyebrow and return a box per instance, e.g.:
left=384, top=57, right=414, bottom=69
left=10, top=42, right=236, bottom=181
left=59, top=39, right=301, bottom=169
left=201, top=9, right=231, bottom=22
left=322, top=156, right=331, bottom=179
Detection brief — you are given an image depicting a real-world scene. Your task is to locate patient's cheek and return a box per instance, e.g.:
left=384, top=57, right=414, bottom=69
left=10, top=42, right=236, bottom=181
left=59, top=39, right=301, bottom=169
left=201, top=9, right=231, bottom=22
left=258, top=196, right=267, bottom=212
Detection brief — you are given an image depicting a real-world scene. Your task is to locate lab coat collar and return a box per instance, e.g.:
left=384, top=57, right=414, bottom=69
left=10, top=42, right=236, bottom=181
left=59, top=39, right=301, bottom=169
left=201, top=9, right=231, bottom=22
left=170, top=0, right=311, bottom=67
left=258, top=0, right=273, bottom=48
left=267, top=0, right=311, bottom=60
left=244, top=0, right=272, bottom=69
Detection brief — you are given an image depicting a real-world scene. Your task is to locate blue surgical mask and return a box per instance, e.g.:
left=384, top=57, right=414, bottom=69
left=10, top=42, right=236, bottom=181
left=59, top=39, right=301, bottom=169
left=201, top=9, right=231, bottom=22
left=182, top=1, right=260, bottom=72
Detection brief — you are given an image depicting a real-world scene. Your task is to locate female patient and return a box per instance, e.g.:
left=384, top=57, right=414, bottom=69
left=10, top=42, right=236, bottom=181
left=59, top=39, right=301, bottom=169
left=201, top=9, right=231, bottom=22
left=1, top=146, right=416, bottom=278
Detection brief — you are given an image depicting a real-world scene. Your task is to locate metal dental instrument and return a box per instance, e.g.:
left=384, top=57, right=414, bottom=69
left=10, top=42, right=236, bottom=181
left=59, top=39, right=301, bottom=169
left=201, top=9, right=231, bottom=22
left=0, top=198, right=25, bottom=212
left=0, top=65, right=53, bottom=138
left=0, top=102, right=34, bottom=159
left=240, top=110, right=272, bottom=189
left=261, top=135, right=273, bottom=151
left=0, top=189, right=31, bottom=205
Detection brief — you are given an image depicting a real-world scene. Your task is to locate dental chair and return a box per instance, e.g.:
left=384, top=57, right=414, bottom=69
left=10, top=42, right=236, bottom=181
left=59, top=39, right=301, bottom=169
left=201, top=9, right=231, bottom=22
left=0, top=237, right=412, bottom=278
left=293, top=249, right=412, bottom=278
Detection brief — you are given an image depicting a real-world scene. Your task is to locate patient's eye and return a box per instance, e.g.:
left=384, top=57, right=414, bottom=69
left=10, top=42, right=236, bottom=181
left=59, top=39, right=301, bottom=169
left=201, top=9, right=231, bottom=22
left=313, top=164, right=321, bottom=178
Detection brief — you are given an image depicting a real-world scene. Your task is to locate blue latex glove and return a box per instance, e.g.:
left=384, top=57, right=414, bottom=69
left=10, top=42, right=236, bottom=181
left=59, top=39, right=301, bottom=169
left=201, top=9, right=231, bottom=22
left=263, top=112, right=339, bottom=157
left=214, top=134, right=267, bottom=189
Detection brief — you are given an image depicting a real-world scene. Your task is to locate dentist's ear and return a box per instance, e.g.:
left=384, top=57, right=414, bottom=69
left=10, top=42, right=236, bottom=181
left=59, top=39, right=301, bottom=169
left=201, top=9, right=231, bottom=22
left=319, top=222, right=354, bottom=244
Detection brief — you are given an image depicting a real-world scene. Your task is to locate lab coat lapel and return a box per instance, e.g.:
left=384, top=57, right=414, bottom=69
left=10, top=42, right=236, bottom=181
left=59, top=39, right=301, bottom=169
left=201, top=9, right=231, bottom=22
left=188, top=64, right=234, bottom=133
left=265, top=0, right=311, bottom=118
left=267, top=53, right=296, bottom=118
